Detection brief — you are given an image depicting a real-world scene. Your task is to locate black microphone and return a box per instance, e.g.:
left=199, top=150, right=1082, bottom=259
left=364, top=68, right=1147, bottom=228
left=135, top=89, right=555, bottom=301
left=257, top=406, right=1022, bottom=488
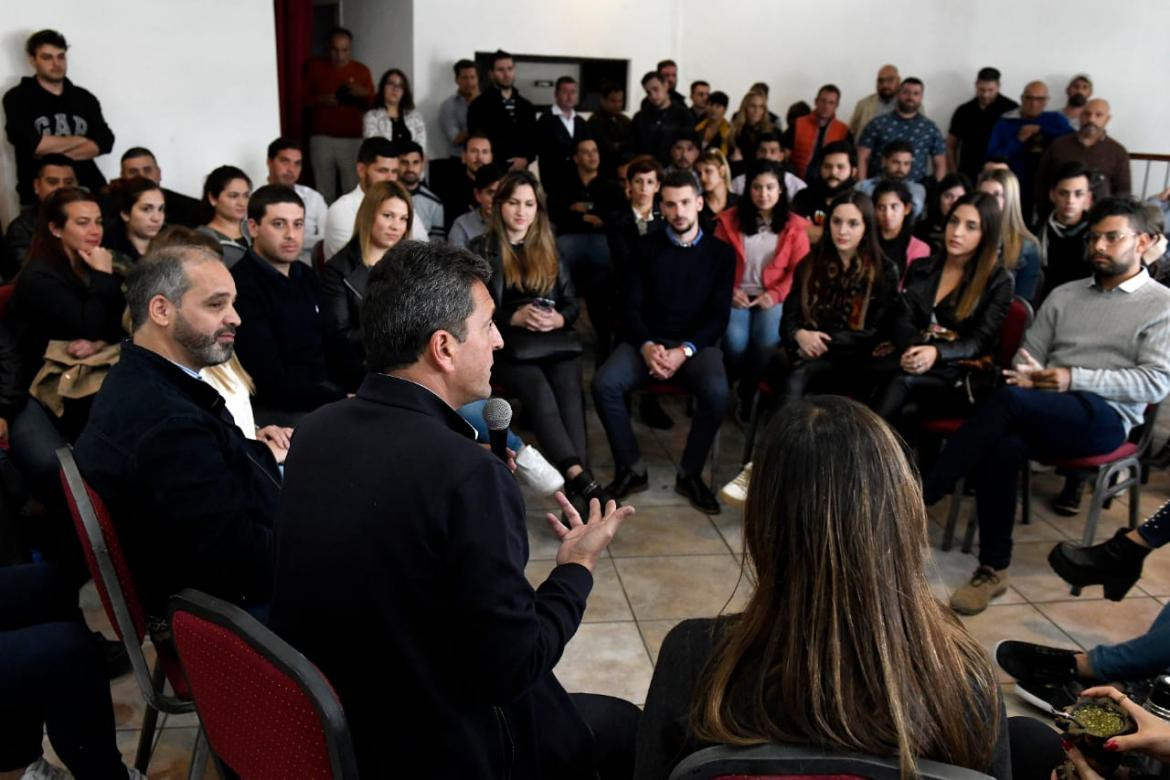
left=483, top=397, right=512, bottom=463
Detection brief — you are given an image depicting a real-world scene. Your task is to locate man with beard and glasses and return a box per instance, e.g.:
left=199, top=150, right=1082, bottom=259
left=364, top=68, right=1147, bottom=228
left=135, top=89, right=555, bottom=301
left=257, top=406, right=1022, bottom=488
left=791, top=140, right=857, bottom=242
left=74, top=244, right=283, bottom=619
left=923, top=197, right=1170, bottom=616
left=1036, top=98, right=1130, bottom=205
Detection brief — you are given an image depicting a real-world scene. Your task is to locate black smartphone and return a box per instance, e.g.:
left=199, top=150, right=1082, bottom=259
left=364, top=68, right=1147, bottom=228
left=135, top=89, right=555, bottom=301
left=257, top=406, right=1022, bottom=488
left=533, top=297, right=556, bottom=310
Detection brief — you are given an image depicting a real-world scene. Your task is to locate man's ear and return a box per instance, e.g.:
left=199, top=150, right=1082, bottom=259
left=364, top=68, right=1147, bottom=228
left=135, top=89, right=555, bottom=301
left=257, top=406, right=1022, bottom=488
left=428, top=329, right=458, bottom=374
left=147, top=294, right=173, bottom=327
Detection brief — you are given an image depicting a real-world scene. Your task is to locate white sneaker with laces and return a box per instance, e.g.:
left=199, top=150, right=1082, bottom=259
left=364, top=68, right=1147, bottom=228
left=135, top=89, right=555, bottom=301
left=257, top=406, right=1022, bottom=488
left=21, top=758, right=71, bottom=780
left=515, top=446, right=565, bottom=496
left=719, top=463, right=752, bottom=508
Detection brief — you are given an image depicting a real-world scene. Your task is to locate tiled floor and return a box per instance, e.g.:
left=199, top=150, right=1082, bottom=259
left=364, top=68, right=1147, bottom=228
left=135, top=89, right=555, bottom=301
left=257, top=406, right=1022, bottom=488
left=59, top=392, right=1170, bottom=777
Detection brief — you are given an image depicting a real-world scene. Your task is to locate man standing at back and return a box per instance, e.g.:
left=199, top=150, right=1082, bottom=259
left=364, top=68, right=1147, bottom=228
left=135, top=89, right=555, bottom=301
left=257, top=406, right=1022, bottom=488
left=946, top=67, right=1018, bottom=181
left=535, top=76, right=591, bottom=204
left=468, top=50, right=537, bottom=171
left=986, top=80, right=1073, bottom=217
left=303, top=27, right=373, bottom=202
left=848, top=64, right=926, bottom=138
left=857, top=77, right=945, bottom=183
left=1035, top=98, right=1130, bottom=203
left=4, top=29, right=114, bottom=206
left=633, top=71, right=699, bottom=166
left=268, top=240, right=639, bottom=779
left=782, top=84, right=852, bottom=180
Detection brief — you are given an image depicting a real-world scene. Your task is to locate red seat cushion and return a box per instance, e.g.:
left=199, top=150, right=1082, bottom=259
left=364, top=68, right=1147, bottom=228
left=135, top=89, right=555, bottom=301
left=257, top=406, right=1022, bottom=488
left=921, top=418, right=965, bottom=436
left=1045, top=441, right=1139, bottom=470
left=645, top=382, right=689, bottom=397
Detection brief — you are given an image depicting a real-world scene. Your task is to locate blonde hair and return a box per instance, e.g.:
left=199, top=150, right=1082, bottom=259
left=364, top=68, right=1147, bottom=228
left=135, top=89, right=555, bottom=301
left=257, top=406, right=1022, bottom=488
left=487, top=171, right=558, bottom=295
left=355, top=180, right=413, bottom=264
left=730, top=90, right=774, bottom=144
left=692, top=397, right=1001, bottom=779
left=204, top=355, right=255, bottom=396
left=697, top=148, right=733, bottom=195
left=979, top=168, right=1036, bottom=271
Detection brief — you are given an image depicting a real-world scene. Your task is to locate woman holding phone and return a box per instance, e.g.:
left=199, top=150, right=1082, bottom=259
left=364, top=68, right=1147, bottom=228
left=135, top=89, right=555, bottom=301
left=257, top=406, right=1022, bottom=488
left=470, top=171, right=606, bottom=506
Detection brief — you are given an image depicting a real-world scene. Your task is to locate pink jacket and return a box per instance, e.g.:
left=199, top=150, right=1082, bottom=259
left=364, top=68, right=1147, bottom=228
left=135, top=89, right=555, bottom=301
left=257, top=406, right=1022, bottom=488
left=714, top=209, right=811, bottom=303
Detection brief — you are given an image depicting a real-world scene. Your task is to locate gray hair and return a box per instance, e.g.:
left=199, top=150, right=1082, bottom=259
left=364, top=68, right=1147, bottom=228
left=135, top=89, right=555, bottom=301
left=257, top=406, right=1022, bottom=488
left=361, top=240, right=491, bottom=372
left=125, top=245, right=220, bottom=331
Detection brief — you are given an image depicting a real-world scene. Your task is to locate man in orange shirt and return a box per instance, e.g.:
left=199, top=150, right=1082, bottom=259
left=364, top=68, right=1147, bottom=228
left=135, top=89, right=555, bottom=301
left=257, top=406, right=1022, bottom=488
left=303, top=27, right=373, bottom=202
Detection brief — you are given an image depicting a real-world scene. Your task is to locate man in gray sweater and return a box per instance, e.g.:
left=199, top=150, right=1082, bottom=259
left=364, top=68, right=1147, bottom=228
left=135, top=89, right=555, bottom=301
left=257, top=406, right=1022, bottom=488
left=923, top=197, right=1170, bottom=615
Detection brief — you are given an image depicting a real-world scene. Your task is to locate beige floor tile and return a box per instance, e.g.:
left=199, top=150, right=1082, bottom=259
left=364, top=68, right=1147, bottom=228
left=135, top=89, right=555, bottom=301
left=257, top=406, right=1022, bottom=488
left=637, top=618, right=684, bottom=664
left=525, top=557, right=633, bottom=623
left=615, top=554, right=750, bottom=621
left=140, top=727, right=218, bottom=779
left=1035, top=597, right=1163, bottom=653
left=710, top=507, right=743, bottom=555
left=1135, top=548, right=1170, bottom=597
left=553, top=622, right=654, bottom=706
left=957, top=603, right=1078, bottom=683
left=524, top=511, right=563, bottom=561
left=608, top=504, right=729, bottom=558
left=1008, top=541, right=1102, bottom=603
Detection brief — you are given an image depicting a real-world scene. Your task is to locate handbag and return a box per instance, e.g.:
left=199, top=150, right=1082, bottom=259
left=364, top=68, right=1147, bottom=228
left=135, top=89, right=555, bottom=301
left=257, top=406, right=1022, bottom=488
left=502, top=326, right=583, bottom=363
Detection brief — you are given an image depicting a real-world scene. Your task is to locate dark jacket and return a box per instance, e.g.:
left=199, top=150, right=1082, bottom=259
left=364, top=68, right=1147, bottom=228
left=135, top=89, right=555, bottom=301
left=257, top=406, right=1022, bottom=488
left=632, top=103, right=695, bottom=165
left=161, top=187, right=203, bottom=229
left=320, top=238, right=368, bottom=349
left=549, top=172, right=625, bottom=236
left=268, top=374, right=597, bottom=779
left=894, top=255, right=1014, bottom=360
left=622, top=229, right=735, bottom=350
left=634, top=617, right=1012, bottom=780
left=230, top=250, right=356, bottom=413
left=467, top=85, right=538, bottom=166
left=3, top=76, right=114, bottom=205
left=780, top=253, right=900, bottom=356
left=535, top=111, right=591, bottom=203
left=9, top=255, right=125, bottom=389
left=586, top=110, right=633, bottom=178
left=0, top=321, right=22, bottom=421
left=73, top=342, right=280, bottom=616
left=472, top=234, right=580, bottom=363
left=3, top=205, right=36, bottom=275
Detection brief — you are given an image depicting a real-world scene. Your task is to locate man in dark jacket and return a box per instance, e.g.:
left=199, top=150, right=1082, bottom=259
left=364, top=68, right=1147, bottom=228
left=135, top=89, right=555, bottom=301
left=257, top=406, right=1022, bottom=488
left=3, top=154, right=76, bottom=273
left=535, top=75, right=591, bottom=204
left=467, top=50, right=537, bottom=171
left=231, top=185, right=359, bottom=423
left=632, top=71, right=695, bottom=166
left=592, top=171, right=735, bottom=513
left=268, top=239, right=638, bottom=779
left=3, top=30, right=114, bottom=205
left=119, top=147, right=203, bottom=228
left=74, top=244, right=283, bottom=618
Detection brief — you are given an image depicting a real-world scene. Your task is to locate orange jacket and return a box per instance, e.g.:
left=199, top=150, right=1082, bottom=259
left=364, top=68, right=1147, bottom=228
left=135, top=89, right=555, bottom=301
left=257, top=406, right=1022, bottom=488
left=714, top=208, right=811, bottom=303
left=788, top=114, right=850, bottom=179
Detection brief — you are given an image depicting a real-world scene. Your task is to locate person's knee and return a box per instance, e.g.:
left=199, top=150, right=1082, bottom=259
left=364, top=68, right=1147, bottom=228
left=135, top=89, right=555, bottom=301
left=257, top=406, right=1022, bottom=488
left=592, top=360, right=630, bottom=401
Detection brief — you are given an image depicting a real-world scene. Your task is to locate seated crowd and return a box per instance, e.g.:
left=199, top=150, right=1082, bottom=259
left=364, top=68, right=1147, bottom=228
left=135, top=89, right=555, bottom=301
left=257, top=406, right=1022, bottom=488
left=3, top=24, right=1170, bottom=780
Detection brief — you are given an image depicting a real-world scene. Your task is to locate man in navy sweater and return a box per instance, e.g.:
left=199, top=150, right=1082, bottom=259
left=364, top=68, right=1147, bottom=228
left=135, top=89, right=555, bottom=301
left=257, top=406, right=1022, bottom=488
left=592, top=170, right=735, bottom=513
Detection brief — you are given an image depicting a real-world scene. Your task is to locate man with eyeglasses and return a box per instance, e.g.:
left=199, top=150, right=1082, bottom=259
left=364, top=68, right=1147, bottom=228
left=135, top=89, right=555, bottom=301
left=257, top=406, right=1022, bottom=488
left=923, top=197, right=1170, bottom=617
left=986, top=80, right=1073, bottom=217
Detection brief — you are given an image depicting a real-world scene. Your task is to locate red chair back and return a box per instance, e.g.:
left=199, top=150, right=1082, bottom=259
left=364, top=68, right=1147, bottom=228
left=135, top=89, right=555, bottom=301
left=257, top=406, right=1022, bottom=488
left=169, top=589, right=359, bottom=780
left=0, top=283, right=15, bottom=321
left=996, top=297, right=1034, bottom=368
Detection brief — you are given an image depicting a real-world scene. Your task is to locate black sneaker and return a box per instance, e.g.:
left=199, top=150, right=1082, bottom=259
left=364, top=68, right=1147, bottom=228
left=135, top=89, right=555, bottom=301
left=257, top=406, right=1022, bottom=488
left=605, top=467, right=649, bottom=499
left=1014, top=678, right=1084, bottom=714
left=995, top=640, right=1079, bottom=685
left=640, top=396, right=674, bottom=430
left=1051, top=476, right=1086, bottom=516
left=675, top=474, right=721, bottom=515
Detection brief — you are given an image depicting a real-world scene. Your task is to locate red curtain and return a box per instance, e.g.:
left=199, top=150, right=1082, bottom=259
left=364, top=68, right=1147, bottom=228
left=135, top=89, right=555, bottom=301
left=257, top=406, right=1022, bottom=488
left=273, top=0, right=314, bottom=140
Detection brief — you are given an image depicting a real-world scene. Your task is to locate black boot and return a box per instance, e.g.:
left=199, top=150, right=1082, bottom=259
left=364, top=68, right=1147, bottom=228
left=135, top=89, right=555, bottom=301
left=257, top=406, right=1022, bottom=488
left=1048, top=528, right=1151, bottom=600
left=1051, top=476, right=1087, bottom=516
left=565, top=469, right=610, bottom=508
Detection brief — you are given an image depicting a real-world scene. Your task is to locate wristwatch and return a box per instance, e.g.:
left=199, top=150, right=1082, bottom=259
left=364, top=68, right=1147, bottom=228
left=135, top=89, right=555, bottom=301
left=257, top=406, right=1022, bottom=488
left=681, top=344, right=695, bottom=359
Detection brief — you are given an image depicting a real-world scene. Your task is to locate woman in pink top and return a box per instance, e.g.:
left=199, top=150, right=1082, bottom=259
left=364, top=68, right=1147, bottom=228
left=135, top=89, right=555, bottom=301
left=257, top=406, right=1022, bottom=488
left=713, top=160, right=810, bottom=415
left=873, top=179, right=930, bottom=288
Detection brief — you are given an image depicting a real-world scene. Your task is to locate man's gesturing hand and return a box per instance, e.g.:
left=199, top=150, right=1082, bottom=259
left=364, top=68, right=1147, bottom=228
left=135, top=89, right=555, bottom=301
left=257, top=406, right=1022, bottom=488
left=545, top=491, right=635, bottom=572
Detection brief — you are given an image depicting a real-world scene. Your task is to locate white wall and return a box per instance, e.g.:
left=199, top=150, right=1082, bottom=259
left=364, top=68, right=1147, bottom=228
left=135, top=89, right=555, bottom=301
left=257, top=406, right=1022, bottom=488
left=404, top=0, right=1167, bottom=186
left=0, top=0, right=281, bottom=226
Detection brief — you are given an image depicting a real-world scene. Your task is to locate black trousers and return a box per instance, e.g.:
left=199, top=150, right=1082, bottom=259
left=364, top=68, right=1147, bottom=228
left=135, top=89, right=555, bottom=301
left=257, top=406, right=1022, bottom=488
left=571, top=692, right=641, bottom=780
left=493, top=356, right=589, bottom=472
left=0, top=563, right=125, bottom=777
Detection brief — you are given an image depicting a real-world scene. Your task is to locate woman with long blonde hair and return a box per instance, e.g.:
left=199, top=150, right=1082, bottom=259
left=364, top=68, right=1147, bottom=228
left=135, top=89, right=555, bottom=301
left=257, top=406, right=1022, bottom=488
left=696, top=148, right=737, bottom=225
left=978, top=168, right=1041, bottom=302
left=635, top=396, right=1010, bottom=779
left=470, top=171, right=606, bottom=505
left=729, top=90, right=774, bottom=162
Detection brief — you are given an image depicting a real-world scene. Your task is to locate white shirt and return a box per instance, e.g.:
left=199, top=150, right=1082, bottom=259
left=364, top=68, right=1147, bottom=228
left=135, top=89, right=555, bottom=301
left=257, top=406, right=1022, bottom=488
left=323, top=185, right=428, bottom=257
left=293, top=183, right=327, bottom=265
left=551, top=107, right=577, bottom=136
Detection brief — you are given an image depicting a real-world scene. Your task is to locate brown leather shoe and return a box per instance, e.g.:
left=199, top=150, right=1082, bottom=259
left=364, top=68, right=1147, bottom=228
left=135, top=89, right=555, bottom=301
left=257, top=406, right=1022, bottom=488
left=949, top=566, right=1009, bottom=615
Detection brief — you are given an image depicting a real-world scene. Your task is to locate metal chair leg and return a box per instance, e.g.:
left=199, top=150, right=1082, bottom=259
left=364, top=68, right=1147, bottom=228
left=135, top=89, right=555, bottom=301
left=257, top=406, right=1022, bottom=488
left=134, top=660, right=167, bottom=771
left=940, top=478, right=964, bottom=552
left=188, top=725, right=210, bottom=779
left=1020, top=466, right=1032, bottom=525
left=961, top=502, right=980, bottom=554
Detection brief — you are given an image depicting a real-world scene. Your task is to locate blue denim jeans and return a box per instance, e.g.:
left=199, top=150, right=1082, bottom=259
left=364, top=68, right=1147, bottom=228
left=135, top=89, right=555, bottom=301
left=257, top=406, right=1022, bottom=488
left=459, top=400, right=523, bottom=451
left=1088, top=601, right=1170, bottom=680
left=722, top=304, right=783, bottom=371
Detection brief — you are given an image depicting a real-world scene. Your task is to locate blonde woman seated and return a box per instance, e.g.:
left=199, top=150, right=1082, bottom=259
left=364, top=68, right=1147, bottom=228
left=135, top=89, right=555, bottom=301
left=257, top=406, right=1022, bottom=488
left=696, top=148, right=738, bottom=229
left=635, top=396, right=1010, bottom=780
left=977, top=168, right=1041, bottom=302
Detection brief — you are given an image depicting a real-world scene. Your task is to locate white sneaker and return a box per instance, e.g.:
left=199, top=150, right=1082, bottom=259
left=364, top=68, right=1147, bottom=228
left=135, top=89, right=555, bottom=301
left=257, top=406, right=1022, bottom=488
left=21, top=758, right=71, bottom=780
left=515, top=446, right=565, bottom=496
left=126, top=769, right=147, bottom=780
left=719, top=463, right=752, bottom=508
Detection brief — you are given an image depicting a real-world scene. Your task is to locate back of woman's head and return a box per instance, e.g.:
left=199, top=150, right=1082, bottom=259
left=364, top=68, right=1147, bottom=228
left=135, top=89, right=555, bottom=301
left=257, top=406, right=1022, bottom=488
left=30, top=187, right=100, bottom=267
left=735, top=159, right=789, bottom=235
left=694, top=396, right=999, bottom=777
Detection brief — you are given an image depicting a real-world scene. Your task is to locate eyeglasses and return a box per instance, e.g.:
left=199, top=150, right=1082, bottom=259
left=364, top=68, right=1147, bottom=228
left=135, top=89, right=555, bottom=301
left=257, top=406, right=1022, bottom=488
left=1084, top=231, right=1138, bottom=245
